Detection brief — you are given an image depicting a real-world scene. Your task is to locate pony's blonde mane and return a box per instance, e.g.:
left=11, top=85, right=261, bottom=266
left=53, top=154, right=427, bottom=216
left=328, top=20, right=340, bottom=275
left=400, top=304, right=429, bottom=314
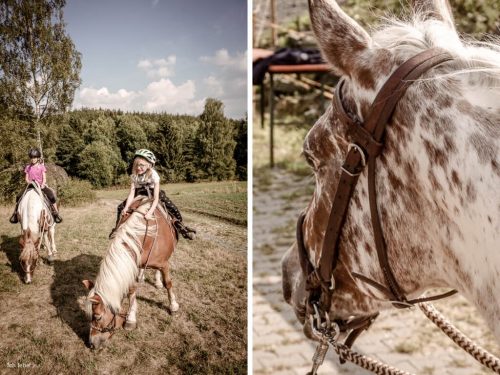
left=372, top=15, right=500, bottom=90
left=85, top=197, right=157, bottom=317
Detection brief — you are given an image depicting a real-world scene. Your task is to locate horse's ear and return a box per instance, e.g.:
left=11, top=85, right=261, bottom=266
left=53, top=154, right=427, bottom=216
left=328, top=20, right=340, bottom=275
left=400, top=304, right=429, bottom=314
left=410, top=0, right=455, bottom=31
left=308, top=0, right=373, bottom=78
left=82, top=280, right=94, bottom=290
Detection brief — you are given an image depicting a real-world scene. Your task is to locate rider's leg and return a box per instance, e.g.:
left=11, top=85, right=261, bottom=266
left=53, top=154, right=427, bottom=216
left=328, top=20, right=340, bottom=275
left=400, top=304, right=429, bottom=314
left=44, top=187, right=62, bottom=223
left=160, top=191, right=196, bottom=240
left=9, top=191, right=24, bottom=224
left=109, top=200, right=126, bottom=239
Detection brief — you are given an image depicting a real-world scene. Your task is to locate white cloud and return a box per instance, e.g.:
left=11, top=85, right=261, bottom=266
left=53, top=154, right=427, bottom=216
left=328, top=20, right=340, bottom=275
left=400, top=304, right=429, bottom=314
left=144, top=78, right=203, bottom=113
left=138, top=55, right=176, bottom=78
left=203, top=75, right=224, bottom=96
left=73, top=78, right=204, bottom=115
left=200, top=49, right=246, bottom=72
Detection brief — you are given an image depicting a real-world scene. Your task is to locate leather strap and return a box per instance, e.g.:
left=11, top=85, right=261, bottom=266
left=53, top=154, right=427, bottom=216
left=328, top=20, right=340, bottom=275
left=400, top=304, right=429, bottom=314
left=316, top=48, right=453, bottom=304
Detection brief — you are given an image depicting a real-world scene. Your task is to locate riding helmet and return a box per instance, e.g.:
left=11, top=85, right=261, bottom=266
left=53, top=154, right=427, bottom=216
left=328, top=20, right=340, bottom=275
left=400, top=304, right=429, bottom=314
left=28, top=148, right=41, bottom=158
left=134, top=149, right=156, bottom=165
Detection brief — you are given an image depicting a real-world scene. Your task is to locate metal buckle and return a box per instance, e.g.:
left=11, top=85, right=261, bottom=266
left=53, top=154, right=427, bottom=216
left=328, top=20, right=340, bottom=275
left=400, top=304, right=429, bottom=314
left=341, top=143, right=366, bottom=177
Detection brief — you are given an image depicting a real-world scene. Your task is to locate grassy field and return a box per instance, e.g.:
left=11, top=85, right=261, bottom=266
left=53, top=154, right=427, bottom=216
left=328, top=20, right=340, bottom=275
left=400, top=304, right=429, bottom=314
left=0, top=181, right=247, bottom=375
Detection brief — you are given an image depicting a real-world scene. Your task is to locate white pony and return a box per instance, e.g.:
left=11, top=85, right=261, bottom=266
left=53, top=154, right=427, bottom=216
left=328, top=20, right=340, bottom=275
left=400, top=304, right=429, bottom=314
left=18, top=183, right=56, bottom=283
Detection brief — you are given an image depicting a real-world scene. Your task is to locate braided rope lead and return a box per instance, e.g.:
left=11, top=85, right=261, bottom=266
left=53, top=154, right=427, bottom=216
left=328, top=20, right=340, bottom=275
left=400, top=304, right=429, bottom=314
left=329, top=341, right=413, bottom=375
left=419, top=302, right=500, bottom=374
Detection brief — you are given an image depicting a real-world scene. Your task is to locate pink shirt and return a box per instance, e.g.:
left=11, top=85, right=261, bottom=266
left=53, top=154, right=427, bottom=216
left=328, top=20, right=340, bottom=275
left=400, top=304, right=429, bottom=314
left=25, top=163, right=46, bottom=185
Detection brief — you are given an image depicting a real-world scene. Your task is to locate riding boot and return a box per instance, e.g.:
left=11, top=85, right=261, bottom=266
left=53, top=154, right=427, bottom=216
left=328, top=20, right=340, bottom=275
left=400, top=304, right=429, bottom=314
left=9, top=193, right=23, bottom=224
left=174, top=221, right=196, bottom=240
left=51, top=203, right=63, bottom=223
left=9, top=210, right=18, bottom=224
left=161, top=193, right=196, bottom=239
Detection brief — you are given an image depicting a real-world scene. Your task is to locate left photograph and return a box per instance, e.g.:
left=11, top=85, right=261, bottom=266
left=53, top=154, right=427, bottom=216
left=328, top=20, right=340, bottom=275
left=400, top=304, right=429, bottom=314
left=0, top=0, right=247, bottom=373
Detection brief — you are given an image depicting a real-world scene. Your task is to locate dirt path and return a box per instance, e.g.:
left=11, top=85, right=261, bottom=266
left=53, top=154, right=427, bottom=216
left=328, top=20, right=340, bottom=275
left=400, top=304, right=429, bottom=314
left=253, top=168, right=499, bottom=375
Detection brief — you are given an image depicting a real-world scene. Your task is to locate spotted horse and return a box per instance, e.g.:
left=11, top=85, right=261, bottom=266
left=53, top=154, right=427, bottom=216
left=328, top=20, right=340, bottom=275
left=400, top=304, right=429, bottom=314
left=282, top=0, right=500, bottom=373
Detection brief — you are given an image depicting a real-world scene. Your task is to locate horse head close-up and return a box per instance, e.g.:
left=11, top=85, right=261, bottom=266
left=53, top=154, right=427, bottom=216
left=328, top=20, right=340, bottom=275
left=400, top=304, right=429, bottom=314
left=282, top=0, right=499, bottom=370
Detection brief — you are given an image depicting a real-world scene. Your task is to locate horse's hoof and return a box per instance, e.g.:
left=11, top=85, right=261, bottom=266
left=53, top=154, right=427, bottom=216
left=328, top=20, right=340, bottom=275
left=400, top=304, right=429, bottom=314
left=47, top=256, right=54, bottom=265
left=24, top=279, right=31, bottom=284
left=170, top=302, right=179, bottom=313
left=155, top=282, right=163, bottom=289
left=124, top=321, right=137, bottom=330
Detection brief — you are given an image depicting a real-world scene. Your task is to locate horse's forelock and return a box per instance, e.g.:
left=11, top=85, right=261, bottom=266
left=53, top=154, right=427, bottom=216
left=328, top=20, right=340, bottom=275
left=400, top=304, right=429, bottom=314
left=371, top=17, right=500, bottom=90
left=85, top=289, right=96, bottom=321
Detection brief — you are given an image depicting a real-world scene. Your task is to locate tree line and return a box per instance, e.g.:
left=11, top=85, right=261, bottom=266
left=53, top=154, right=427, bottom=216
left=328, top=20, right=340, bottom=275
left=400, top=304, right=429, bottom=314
left=0, top=98, right=247, bottom=189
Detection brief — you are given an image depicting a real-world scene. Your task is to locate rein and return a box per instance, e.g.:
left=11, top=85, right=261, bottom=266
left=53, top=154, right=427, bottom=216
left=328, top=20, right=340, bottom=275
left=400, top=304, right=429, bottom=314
left=296, top=48, right=488, bottom=374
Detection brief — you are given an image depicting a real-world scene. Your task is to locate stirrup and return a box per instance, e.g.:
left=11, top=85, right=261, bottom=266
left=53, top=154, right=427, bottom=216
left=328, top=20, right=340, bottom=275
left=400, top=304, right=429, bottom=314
left=183, top=231, right=196, bottom=240
left=54, top=214, right=63, bottom=224
left=9, top=214, right=18, bottom=224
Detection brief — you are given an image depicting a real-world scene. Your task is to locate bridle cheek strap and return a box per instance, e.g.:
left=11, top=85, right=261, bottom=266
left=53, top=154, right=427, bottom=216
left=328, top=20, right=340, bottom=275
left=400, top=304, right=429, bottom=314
left=299, top=48, right=457, bottom=340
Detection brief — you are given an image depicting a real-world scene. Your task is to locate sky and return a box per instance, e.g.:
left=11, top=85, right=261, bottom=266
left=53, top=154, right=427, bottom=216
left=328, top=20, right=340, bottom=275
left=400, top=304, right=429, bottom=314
left=64, top=0, right=247, bottom=119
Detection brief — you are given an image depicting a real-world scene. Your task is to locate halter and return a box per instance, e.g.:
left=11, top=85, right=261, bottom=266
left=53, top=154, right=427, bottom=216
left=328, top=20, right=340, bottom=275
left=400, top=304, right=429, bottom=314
left=297, top=48, right=458, bottom=349
left=90, top=298, right=127, bottom=334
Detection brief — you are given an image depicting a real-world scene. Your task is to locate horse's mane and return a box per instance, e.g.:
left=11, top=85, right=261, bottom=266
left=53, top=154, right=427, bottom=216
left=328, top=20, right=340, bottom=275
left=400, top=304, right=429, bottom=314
left=85, top=197, right=157, bottom=317
left=371, top=15, right=500, bottom=91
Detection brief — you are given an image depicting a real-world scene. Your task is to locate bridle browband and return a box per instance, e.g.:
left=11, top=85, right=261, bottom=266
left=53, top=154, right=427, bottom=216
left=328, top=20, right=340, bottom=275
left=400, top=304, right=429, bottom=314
left=297, top=48, right=458, bottom=347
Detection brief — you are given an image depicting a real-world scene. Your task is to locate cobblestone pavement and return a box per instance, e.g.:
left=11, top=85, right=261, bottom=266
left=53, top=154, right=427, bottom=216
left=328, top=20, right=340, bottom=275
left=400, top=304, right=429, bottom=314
left=253, top=168, right=499, bottom=375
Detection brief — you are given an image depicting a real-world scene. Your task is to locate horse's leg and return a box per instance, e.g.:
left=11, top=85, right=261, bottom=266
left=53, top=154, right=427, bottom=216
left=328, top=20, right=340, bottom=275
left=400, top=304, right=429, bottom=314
left=24, top=265, right=31, bottom=284
left=46, top=226, right=56, bottom=264
left=124, top=284, right=138, bottom=330
left=160, top=265, right=179, bottom=312
left=155, top=269, right=163, bottom=289
left=138, top=268, right=145, bottom=283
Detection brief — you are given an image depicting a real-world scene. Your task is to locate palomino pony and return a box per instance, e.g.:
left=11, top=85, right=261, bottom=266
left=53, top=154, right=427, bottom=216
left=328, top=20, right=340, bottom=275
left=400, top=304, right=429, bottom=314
left=18, top=183, right=57, bottom=284
left=282, top=0, right=500, bottom=354
left=83, top=196, right=178, bottom=350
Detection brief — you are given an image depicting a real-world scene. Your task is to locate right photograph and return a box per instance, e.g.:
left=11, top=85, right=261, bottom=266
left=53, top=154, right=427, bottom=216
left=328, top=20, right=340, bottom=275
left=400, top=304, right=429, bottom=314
left=252, top=0, right=500, bottom=374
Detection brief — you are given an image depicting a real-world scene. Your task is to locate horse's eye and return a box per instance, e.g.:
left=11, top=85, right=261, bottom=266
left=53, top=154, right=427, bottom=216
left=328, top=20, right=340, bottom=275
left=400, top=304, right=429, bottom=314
left=302, top=150, right=317, bottom=171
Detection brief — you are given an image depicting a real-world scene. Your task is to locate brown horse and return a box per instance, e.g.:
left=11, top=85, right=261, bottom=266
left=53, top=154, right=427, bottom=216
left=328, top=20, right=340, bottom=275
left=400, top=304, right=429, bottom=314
left=83, top=196, right=178, bottom=349
left=282, top=0, right=500, bottom=345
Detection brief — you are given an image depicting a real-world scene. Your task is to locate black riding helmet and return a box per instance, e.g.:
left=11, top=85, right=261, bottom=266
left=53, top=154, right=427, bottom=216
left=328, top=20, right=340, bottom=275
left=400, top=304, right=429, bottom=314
left=28, top=148, right=41, bottom=158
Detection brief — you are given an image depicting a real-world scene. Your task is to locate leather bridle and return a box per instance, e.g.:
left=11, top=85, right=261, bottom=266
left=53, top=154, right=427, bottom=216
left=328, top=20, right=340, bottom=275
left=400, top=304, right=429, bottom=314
left=297, top=48, right=458, bottom=347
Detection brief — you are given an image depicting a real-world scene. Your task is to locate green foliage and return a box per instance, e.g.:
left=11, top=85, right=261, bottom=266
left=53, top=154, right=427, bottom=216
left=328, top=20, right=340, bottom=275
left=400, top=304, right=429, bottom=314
left=233, top=117, right=248, bottom=181
left=452, top=0, right=500, bottom=39
left=0, top=168, right=24, bottom=203
left=77, top=141, right=125, bottom=188
left=195, top=99, right=237, bottom=181
left=57, top=178, right=96, bottom=206
left=0, top=0, right=81, bottom=119
left=116, top=115, right=150, bottom=161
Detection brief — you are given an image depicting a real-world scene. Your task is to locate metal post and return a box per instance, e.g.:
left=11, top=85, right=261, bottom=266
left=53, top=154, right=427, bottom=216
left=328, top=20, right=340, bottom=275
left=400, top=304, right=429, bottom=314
left=270, top=73, right=275, bottom=168
left=260, top=82, right=265, bottom=128
left=270, top=0, right=277, bottom=47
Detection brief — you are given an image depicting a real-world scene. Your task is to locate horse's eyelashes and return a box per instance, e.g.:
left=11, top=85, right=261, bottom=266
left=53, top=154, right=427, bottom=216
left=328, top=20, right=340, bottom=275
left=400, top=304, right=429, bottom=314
left=303, top=151, right=317, bottom=170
